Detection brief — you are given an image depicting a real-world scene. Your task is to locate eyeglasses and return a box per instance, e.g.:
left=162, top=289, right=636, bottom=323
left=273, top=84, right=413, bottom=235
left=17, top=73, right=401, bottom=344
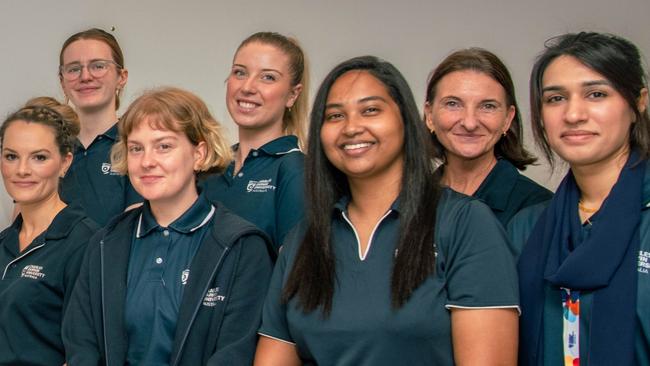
left=59, top=59, right=122, bottom=81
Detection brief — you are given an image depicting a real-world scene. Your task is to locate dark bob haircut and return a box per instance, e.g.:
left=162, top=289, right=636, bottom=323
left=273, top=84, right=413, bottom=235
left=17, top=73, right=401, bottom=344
left=425, top=48, right=537, bottom=170
left=530, top=32, right=650, bottom=167
left=283, top=56, right=440, bottom=314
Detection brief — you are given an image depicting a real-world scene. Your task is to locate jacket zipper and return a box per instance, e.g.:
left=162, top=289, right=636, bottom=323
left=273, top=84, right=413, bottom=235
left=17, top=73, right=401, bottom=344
left=2, top=242, right=45, bottom=279
left=170, top=246, right=229, bottom=366
left=100, top=239, right=110, bottom=366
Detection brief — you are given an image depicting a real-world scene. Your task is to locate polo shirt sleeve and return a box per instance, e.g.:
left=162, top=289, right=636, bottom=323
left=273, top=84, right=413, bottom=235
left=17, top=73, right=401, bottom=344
left=258, top=234, right=296, bottom=344
left=441, top=198, right=519, bottom=310
left=274, top=155, right=305, bottom=248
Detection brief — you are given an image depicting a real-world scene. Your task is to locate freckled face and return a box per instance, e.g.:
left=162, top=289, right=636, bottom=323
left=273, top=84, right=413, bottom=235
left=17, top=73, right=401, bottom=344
left=425, top=70, right=515, bottom=162
left=320, top=71, right=405, bottom=183
left=1, top=121, right=71, bottom=205
left=541, top=56, right=639, bottom=168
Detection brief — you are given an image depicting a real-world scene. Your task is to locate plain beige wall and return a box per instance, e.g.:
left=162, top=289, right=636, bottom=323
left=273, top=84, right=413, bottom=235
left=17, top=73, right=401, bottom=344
left=0, top=0, right=648, bottom=226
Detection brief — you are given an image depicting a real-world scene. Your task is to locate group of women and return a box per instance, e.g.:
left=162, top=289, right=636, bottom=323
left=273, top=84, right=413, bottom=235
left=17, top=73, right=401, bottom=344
left=0, top=26, right=646, bottom=366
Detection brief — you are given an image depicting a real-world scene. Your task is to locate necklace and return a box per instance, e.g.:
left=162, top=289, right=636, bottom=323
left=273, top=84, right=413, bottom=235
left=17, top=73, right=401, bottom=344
left=578, top=200, right=599, bottom=214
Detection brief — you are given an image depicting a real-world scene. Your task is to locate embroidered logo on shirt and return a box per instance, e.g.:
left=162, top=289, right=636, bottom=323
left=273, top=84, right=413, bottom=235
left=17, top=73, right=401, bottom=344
left=100, top=162, right=120, bottom=176
left=202, top=287, right=226, bottom=307
left=181, top=269, right=190, bottom=285
left=638, top=250, right=650, bottom=274
left=21, top=265, right=45, bottom=280
left=246, top=179, right=276, bottom=193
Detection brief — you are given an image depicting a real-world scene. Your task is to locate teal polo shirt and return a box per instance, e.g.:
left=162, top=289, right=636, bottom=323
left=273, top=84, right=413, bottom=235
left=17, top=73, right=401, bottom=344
left=124, top=194, right=214, bottom=365
left=61, top=123, right=142, bottom=226
left=0, top=206, right=98, bottom=366
left=259, top=189, right=519, bottom=365
left=473, top=159, right=553, bottom=227
left=201, top=135, right=304, bottom=252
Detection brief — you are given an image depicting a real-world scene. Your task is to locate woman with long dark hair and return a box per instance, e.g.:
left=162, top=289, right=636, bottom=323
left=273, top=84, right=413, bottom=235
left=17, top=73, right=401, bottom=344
left=255, top=56, right=519, bottom=365
left=424, top=48, right=551, bottom=227
left=515, top=32, right=650, bottom=365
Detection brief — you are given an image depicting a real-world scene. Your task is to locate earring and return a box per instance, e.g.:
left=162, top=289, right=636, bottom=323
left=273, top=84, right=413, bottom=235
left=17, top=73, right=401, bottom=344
left=287, top=106, right=292, bottom=113
left=502, top=131, right=507, bottom=137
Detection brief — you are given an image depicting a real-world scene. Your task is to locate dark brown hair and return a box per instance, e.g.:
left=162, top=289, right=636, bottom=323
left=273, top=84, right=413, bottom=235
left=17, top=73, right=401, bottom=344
left=425, top=48, right=537, bottom=170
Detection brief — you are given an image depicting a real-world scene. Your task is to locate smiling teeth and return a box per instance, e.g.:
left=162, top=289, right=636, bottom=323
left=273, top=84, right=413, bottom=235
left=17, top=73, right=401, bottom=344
left=343, top=143, right=372, bottom=150
left=239, top=101, right=257, bottom=108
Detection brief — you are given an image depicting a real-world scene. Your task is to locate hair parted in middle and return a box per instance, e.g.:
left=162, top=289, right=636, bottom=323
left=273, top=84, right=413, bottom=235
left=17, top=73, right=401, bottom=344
left=110, top=87, right=232, bottom=175
left=235, top=31, right=310, bottom=147
left=425, top=47, right=537, bottom=170
left=282, top=55, right=441, bottom=315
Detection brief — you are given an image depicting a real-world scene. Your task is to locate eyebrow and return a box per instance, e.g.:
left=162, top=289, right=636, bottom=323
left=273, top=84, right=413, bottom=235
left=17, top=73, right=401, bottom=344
left=2, top=148, right=51, bottom=154
left=542, top=79, right=612, bottom=93
left=127, top=135, right=178, bottom=144
left=325, top=95, right=389, bottom=109
left=232, top=64, right=284, bottom=76
left=63, top=58, right=110, bottom=66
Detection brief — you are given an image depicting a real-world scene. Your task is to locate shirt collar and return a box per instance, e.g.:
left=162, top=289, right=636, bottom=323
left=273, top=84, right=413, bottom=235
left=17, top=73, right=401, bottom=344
left=136, top=194, right=215, bottom=238
left=473, top=159, right=519, bottom=212
left=101, top=123, right=119, bottom=141
left=232, top=135, right=301, bottom=157
left=333, top=195, right=401, bottom=214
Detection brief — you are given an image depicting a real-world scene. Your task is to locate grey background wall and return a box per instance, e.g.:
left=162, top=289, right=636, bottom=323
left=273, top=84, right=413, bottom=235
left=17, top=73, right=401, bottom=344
left=0, top=0, right=648, bottom=226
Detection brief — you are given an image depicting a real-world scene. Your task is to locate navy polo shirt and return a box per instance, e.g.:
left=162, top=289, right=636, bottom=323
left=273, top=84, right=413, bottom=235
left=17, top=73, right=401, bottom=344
left=201, top=135, right=304, bottom=252
left=0, top=206, right=98, bottom=366
left=125, top=194, right=215, bottom=365
left=61, top=123, right=142, bottom=226
left=473, top=159, right=553, bottom=227
left=260, top=189, right=519, bottom=365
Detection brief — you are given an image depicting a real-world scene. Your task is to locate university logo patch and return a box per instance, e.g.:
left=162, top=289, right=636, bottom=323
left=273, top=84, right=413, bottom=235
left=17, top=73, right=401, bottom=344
left=638, top=250, right=650, bottom=274
left=21, top=265, right=45, bottom=280
left=181, top=269, right=190, bottom=285
left=246, top=179, right=276, bottom=193
left=101, top=162, right=112, bottom=174
left=202, top=287, right=226, bottom=307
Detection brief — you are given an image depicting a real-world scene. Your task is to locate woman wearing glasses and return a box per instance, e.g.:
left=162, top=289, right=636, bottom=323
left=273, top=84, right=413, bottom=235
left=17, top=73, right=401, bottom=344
left=58, top=28, right=141, bottom=225
left=0, top=98, right=98, bottom=365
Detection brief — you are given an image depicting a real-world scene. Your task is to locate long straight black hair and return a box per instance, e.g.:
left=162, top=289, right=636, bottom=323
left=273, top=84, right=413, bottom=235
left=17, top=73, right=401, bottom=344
left=282, top=56, right=441, bottom=315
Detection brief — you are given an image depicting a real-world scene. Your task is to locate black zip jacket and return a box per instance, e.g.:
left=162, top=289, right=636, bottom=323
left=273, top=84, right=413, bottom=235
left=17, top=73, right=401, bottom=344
left=62, top=202, right=274, bottom=365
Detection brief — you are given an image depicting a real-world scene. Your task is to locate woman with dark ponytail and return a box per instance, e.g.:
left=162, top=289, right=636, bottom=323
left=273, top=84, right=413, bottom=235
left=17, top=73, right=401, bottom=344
left=255, top=56, right=519, bottom=366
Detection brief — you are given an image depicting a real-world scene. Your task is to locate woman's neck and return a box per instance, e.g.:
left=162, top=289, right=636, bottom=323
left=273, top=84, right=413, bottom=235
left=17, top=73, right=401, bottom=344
left=235, top=124, right=284, bottom=173
left=572, top=147, right=630, bottom=221
left=149, top=186, right=199, bottom=228
left=443, top=153, right=497, bottom=196
left=18, top=193, right=66, bottom=251
left=77, top=108, right=118, bottom=148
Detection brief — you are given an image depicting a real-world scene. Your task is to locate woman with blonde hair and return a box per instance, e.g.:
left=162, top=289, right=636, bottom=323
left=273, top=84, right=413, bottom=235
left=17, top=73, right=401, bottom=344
left=63, top=87, right=273, bottom=365
left=202, top=31, right=309, bottom=252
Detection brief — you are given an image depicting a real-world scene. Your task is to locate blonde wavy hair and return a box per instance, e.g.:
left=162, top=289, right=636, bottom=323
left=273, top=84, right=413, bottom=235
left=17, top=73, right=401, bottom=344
left=111, top=87, right=232, bottom=175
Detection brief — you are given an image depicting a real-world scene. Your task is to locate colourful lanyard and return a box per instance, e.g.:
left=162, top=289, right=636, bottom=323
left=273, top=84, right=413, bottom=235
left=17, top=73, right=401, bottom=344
left=561, top=288, right=580, bottom=366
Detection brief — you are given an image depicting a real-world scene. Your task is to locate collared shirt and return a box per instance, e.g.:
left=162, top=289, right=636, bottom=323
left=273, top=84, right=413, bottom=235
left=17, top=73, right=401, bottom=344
left=201, top=135, right=304, bottom=252
left=61, top=123, right=142, bottom=226
left=124, top=194, right=215, bottom=366
left=473, top=159, right=552, bottom=227
left=0, top=206, right=98, bottom=366
left=259, top=189, right=519, bottom=365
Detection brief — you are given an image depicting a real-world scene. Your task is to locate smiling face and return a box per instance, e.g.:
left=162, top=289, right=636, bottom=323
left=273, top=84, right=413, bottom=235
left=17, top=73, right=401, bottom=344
left=320, top=70, right=404, bottom=183
left=60, top=39, right=127, bottom=114
left=126, top=118, right=206, bottom=208
left=541, top=56, right=638, bottom=169
left=226, top=42, right=301, bottom=137
left=425, top=70, right=514, bottom=164
left=1, top=121, right=71, bottom=206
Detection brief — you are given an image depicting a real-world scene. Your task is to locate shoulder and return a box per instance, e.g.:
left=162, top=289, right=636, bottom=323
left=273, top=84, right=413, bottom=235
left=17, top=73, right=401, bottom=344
left=506, top=201, right=549, bottom=258
left=436, top=188, right=494, bottom=225
left=512, top=172, right=553, bottom=202
left=209, top=201, right=273, bottom=248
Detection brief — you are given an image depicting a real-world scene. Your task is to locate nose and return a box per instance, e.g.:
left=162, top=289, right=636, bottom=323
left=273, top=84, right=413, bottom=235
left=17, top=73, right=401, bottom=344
left=17, top=158, right=30, bottom=177
left=140, top=148, right=156, bottom=169
left=342, top=114, right=364, bottom=137
left=79, top=64, right=93, bottom=81
left=460, top=108, right=479, bottom=131
left=564, top=97, right=588, bottom=124
left=241, top=76, right=257, bottom=94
